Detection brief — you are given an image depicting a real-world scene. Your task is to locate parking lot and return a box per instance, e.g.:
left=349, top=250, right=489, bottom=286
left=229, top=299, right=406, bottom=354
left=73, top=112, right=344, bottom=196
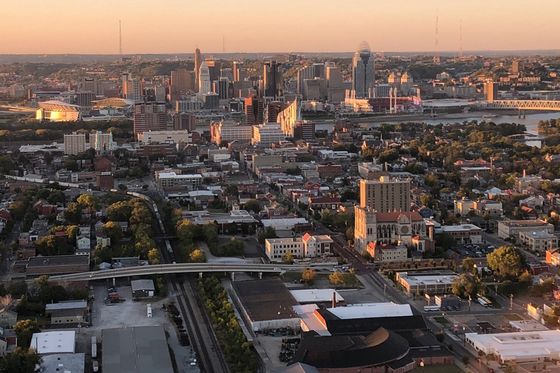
left=86, top=283, right=199, bottom=373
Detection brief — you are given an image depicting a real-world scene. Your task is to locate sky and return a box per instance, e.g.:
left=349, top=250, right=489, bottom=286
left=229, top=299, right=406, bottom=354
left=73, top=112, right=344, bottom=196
left=1, top=0, right=559, bottom=54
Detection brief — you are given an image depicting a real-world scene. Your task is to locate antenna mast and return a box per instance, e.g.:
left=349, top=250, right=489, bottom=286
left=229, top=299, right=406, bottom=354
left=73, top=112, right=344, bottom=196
left=119, top=20, right=123, bottom=55
left=433, top=14, right=440, bottom=65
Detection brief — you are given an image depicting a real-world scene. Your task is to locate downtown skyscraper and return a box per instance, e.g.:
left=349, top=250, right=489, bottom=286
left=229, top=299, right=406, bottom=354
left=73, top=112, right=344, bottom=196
left=351, top=43, right=375, bottom=98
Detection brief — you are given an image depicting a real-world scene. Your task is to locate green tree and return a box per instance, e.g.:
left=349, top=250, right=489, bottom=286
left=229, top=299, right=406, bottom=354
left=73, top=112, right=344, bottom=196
left=329, top=271, right=345, bottom=286
left=282, top=252, right=294, bottom=264
left=257, top=227, right=278, bottom=244
left=76, top=194, right=96, bottom=209
left=462, top=257, right=476, bottom=274
left=147, top=248, right=160, bottom=264
left=487, top=246, right=525, bottom=280
left=0, top=347, right=41, bottom=373
left=243, top=200, right=261, bottom=214
left=189, top=249, right=206, bottom=263
left=102, top=221, right=123, bottom=243
left=302, top=268, right=316, bottom=284
left=451, top=273, right=480, bottom=299
left=14, top=319, right=40, bottom=348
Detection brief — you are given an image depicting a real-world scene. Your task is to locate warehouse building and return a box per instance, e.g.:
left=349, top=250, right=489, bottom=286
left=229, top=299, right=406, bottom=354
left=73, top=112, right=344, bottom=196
left=465, top=330, right=560, bottom=363
left=46, top=300, right=88, bottom=325
left=232, top=278, right=300, bottom=332
left=131, top=279, right=156, bottom=299
left=102, top=326, right=173, bottom=373
left=396, top=272, right=458, bottom=295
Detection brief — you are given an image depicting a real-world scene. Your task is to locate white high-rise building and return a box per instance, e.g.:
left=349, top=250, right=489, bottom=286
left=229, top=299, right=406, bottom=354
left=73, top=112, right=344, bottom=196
left=64, top=132, right=87, bottom=155
left=90, top=131, right=114, bottom=153
left=352, top=42, right=375, bottom=98
left=198, top=61, right=211, bottom=95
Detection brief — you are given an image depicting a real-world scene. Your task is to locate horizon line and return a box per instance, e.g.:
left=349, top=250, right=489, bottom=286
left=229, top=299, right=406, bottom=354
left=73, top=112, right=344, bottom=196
left=1, top=48, right=560, bottom=57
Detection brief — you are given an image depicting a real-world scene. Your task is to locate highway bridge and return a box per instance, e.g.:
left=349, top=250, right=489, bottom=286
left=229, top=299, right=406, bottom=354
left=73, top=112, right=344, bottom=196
left=47, top=263, right=321, bottom=282
left=485, top=99, right=560, bottom=111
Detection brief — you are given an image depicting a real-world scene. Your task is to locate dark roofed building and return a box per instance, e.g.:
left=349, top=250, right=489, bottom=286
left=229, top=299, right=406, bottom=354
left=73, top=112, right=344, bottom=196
left=315, top=308, right=427, bottom=336
left=232, top=278, right=300, bottom=331
left=102, top=326, right=173, bottom=373
left=26, top=255, right=89, bottom=277
left=293, top=328, right=411, bottom=369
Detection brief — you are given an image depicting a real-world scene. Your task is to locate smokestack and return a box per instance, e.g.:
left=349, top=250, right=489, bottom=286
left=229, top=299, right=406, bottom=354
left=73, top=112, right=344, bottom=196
left=332, top=291, right=336, bottom=308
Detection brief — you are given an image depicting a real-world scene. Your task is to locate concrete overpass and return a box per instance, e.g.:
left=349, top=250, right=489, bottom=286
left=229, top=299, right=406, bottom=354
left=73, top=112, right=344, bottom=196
left=486, top=99, right=560, bottom=111
left=47, top=263, right=322, bottom=282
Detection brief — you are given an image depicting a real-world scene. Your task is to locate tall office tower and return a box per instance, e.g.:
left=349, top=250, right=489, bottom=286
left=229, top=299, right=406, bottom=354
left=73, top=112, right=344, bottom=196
left=484, top=81, right=498, bottom=103
left=244, top=96, right=264, bottom=125
left=326, top=65, right=344, bottom=102
left=121, top=73, right=143, bottom=102
left=198, top=61, right=211, bottom=94
left=64, top=132, right=87, bottom=155
left=359, top=176, right=411, bottom=212
left=90, top=131, right=114, bottom=153
left=170, top=68, right=191, bottom=99
left=233, top=61, right=245, bottom=82
left=297, top=63, right=326, bottom=96
left=133, top=102, right=167, bottom=135
left=511, top=60, right=522, bottom=75
left=263, top=61, right=282, bottom=99
left=264, top=101, right=286, bottom=124
left=352, top=43, right=375, bottom=98
left=194, top=48, right=202, bottom=93
left=80, top=77, right=99, bottom=95
left=205, top=59, right=220, bottom=82
left=220, top=67, right=234, bottom=82
left=214, top=77, right=230, bottom=99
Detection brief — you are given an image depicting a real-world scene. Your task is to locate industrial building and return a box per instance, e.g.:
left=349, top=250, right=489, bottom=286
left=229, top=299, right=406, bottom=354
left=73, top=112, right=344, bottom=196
left=155, top=171, right=203, bottom=191
left=497, top=219, right=554, bottom=239
left=465, top=330, right=560, bottom=363
left=45, top=300, right=88, bottom=325
left=232, top=278, right=300, bottom=332
left=131, top=279, right=155, bottom=299
left=396, top=272, right=458, bottom=295
left=102, top=326, right=173, bottom=373
left=30, top=331, right=76, bottom=354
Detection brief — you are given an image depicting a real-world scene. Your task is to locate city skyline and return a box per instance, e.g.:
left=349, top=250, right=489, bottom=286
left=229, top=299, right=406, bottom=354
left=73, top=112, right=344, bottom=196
left=1, top=0, right=560, bottom=54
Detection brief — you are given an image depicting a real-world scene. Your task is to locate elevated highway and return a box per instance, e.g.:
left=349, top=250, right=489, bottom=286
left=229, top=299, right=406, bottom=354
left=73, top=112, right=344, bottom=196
left=47, top=263, right=320, bottom=282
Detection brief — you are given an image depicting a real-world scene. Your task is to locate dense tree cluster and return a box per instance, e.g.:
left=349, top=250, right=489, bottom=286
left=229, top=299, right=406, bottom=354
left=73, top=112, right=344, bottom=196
left=197, top=276, right=257, bottom=373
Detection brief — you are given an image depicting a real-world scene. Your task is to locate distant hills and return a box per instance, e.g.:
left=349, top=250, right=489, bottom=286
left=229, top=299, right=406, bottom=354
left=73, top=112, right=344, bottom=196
left=0, top=50, right=559, bottom=64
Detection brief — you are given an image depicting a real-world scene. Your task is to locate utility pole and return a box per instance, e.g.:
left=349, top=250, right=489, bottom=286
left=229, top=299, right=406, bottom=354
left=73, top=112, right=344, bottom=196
left=119, top=20, right=123, bottom=55
left=510, top=294, right=513, bottom=311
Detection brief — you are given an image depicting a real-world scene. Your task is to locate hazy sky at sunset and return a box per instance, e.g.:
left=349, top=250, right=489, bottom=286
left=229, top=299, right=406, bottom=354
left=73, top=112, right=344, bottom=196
left=1, top=0, right=559, bottom=54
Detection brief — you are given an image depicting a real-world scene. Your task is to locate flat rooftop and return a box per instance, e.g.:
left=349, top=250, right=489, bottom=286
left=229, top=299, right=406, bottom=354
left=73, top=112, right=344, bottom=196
left=441, top=224, right=482, bottom=232
left=27, top=255, right=89, bottom=267
left=41, top=353, right=85, bottom=373
left=233, top=278, right=298, bottom=322
left=290, top=289, right=344, bottom=304
left=466, top=330, right=560, bottom=361
left=45, top=300, right=88, bottom=312
left=30, top=331, right=75, bottom=354
left=500, top=219, right=550, bottom=227
left=102, top=326, right=173, bottom=373
left=325, top=303, right=413, bottom=320
left=398, top=272, right=458, bottom=286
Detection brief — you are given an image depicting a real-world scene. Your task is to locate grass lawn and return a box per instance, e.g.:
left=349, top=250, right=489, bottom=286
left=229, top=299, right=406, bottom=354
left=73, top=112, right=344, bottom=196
left=433, top=316, right=450, bottom=326
left=411, top=365, right=462, bottom=373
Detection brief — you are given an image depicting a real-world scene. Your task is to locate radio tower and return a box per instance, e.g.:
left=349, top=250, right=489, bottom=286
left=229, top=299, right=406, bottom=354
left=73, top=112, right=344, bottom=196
left=433, top=14, right=440, bottom=65
left=222, top=35, right=225, bottom=53
left=118, top=20, right=123, bottom=55
left=459, top=19, right=463, bottom=59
